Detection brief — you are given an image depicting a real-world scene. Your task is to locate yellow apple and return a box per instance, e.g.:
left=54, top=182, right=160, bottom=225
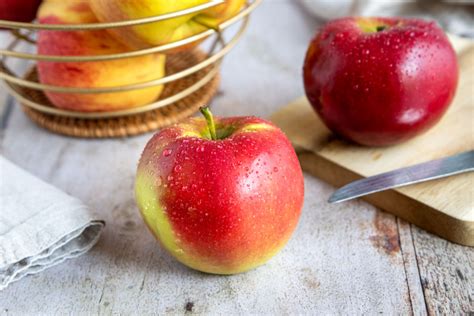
left=89, top=0, right=246, bottom=50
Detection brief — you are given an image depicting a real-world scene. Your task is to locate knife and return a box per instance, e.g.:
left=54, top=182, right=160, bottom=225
left=328, top=150, right=474, bottom=203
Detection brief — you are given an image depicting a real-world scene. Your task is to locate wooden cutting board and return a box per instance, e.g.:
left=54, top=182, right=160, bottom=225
left=271, top=35, right=474, bottom=246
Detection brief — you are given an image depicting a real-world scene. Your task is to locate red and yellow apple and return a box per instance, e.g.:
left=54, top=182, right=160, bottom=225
left=37, top=0, right=166, bottom=112
left=89, top=0, right=246, bottom=50
left=0, top=0, right=42, bottom=24
left=303, top=17, right=458, bottom=146
left=135, top=108, right=304, bottom=274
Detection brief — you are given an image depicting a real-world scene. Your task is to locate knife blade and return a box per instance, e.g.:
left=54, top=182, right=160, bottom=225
left=328, top=150, right=474, bottom=203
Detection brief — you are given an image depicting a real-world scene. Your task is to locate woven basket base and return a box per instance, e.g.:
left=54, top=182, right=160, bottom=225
left=18, top=49, right=220, bottom=138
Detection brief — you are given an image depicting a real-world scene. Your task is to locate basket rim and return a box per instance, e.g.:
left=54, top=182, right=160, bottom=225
left=21, top=69, right=221, bottom=138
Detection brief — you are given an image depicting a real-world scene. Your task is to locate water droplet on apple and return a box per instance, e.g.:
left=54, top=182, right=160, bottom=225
left=163, top=149, right=172, bottom=157
left=174, top=165, right=182, bottom=172
left=273, top=167, right=279, bottom=172
left=364, top=49, right=370, bottom=55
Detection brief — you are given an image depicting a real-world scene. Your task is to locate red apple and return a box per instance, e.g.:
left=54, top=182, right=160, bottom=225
left=303, top=17, right=459, bottom=146
left=0, top=0, right=42, bottom=24
left=135, top=107, right=304, bottom=274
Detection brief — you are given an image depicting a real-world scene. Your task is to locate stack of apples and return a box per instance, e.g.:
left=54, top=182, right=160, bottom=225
left=1, top=0, right=245, bottom=112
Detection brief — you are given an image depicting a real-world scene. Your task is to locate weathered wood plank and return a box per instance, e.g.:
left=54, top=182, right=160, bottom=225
left=398, top=219, right=428, bottom=316
left=412, top=227, right=474, bottom=315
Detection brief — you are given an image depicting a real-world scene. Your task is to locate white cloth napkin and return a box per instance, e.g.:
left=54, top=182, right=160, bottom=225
left=299, top=0, right=474, bottom=38
left=0, top=156, right=104, bottom=290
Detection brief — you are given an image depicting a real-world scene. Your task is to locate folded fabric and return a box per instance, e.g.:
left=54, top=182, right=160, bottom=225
left=299, top=0, right=474, bottom=38
left=0, top=156, right=105, bottom=290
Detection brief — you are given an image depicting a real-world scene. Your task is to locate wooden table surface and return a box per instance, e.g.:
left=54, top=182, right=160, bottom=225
left=0, top=1, right=472, bottom=314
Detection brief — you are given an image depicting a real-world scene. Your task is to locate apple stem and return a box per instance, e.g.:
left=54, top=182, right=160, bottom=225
left=200, top=106, right=217, bottom=140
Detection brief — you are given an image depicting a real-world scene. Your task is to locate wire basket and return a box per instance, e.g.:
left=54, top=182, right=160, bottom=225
left=0, top=0, right=261, bottom=137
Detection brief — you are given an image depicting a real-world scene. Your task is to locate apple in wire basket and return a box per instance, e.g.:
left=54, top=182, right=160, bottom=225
left=36, top=0, right=166, bottom=112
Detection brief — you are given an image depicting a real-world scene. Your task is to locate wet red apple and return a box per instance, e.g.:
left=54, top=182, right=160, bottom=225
left=135, top=107, right=304, bottom=274
left=303, top=17, right=459, bottom=146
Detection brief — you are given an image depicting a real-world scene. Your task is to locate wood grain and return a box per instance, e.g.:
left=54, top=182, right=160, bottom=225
left=398, top=218, right=428, bottom=315
left=271, top=35, right=474, bottom=245
left=413, top=227, right=474, bottom=314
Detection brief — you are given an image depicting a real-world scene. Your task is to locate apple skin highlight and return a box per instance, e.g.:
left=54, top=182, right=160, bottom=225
left=136, top=116, right=304, bottom=274
left=303, top=17, right=459, bottom=146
